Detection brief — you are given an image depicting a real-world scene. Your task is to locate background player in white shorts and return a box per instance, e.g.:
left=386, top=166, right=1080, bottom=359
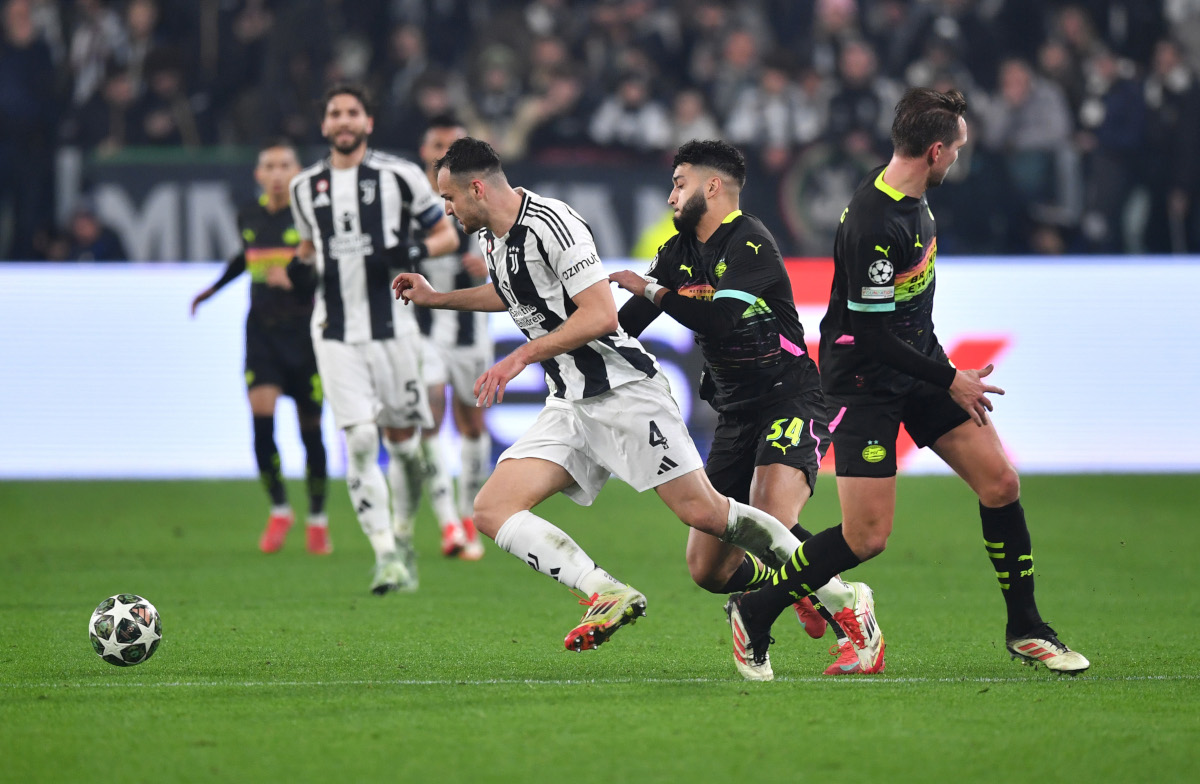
left=393, top=137, right=817, bottom=658
left=284, top=84, right=459, bottom=595
left=410, top=116, right=492, bottom=561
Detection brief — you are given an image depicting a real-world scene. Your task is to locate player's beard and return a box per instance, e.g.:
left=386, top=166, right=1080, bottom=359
left=672, top=190, right=707, bottom=234
left=329, top=128, right=368, bottom=155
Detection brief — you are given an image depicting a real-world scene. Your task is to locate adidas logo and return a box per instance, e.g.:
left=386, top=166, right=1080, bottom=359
left=656, top=456, right=678, bottom=475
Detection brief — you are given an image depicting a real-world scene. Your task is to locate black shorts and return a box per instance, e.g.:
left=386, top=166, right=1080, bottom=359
left=705, top=388, right=832, bottom=504
left=244, top=319, right=323, bottom=417
left=826, top=381, right=969, bottom=478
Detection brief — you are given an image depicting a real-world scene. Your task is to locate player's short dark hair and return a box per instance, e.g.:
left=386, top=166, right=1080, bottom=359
left=321, top=83, right=375, bottom=118
left=425, top=114, right=464, bottom=132
left=434, top=137, right=503, bottom=179
left=673, top=140, right=747, bottom=188
left=259, top=137, right=298, bottom=156
left=891, top=87, right=967, bottom=158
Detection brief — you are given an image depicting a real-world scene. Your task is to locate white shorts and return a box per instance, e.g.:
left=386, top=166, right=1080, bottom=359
left=313, top=337, right=433, bottom=430
left=419, top=336, right=494, bottom=406
left=498, top=376, right=704, bottom=506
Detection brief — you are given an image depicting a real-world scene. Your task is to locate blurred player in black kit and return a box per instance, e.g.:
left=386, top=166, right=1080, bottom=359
left=611, top=140, right=880, bottom=680
left=191, top=139, right=329, bottom=555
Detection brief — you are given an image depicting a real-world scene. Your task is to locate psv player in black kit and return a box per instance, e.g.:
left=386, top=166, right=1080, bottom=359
left=730, top=88, right=1089, bottom=674
left=191, top=140, right=329, bottom=555
left=611, top=140, right=879, bottom=680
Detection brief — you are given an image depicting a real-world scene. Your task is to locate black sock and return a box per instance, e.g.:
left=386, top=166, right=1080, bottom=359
left=253, top=415, right=287, bottom=506
left=301, top=426, right=327, bottom=516
left=719, top=523, right=815, bottom=593
left=808, top=597, right=847, bottom=640
left=980, top=499, right=1044, bottom=637
left=719, top=554, right=772, bottom=593
left=739, top=525, right=861, bottom=626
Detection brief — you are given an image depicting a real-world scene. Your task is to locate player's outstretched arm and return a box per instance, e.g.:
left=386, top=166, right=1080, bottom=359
left=191, top=252, right=247, bottom=316
left=472, top=279, right=617, bottom=408
left=392, top=272, right=506, bottom=312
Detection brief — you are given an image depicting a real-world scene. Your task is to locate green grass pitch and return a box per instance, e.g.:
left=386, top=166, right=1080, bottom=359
left=2, top=474, right=1198, bottom=782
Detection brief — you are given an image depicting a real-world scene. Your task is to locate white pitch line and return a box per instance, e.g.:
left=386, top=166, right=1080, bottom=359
left=5, top=674, right=1200, bottom=689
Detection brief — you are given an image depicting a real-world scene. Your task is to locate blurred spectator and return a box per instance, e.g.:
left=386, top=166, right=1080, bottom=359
left=1038, top=38, right=1087, bottom=117
left=0, top=0, right=58, bottom=259
left=825, top=38, right=899, bottom=156
left=1142, top=37, right=1200, bottom=253
left=65, top=61, right=134, bottom=153
left=65, top=198, right=127, bottom=261
left=375, top=23, right=430, bottom=117
left=68, top=0, right=127, bottom=106
left=526, top=34, right=571, bottom=95
left=1076, top=49, right=1145, bottom=252
left=461, top=45, right=523, bottom=148
left=379, top=70, right=460, bottom=153
left=123, top=0, right=161, bottom=94
left=808, top=0, right=860, bottom=77
left=669, top=87, right=720, bottom=150
left=267, top=50, right=325, bottom=146
left=588, top=71, right=672, bottom=156
left=128, top=47, right=204, bottom=145
left=503, top=66, right=592, bottom=161
left=725, top=52, right=808, bottom=173
left=707, top=28, right=760, bottom=120
left=977, top=58, right=1076, bottom=249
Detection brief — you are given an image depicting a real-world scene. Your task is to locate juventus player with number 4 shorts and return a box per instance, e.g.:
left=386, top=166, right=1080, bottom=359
left=728, top=87, right=1089, bottom=675
left=612, top=140, right=881, bottom=680
left=393, top=137, right=818, bottom=658
left=285, top=84, right=460, bottom=596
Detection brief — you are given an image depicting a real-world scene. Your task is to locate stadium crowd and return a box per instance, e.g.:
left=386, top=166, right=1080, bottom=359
left=3, top=0, right=1200, bottom=259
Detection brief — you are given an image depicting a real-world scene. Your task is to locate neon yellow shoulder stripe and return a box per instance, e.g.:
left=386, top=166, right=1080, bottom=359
left=721, top=209, right=743, bottom=224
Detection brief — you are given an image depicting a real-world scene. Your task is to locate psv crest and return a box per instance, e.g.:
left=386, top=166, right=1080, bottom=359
left=359, top=179, right=377, bottom=205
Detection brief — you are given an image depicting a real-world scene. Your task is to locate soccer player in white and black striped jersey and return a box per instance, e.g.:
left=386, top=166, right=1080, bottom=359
left=393, top=138, right=816, bottom=657
left=286, top=84, right=460, bottom=595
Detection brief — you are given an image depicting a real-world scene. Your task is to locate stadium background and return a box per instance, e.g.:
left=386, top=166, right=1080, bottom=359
left=2, top=0, right=1199, bottom=478
left=3, top=4, right=1199, bottom=781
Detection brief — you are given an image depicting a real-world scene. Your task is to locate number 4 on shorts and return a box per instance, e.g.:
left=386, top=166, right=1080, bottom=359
left=648, top=420, right=669, bottom=449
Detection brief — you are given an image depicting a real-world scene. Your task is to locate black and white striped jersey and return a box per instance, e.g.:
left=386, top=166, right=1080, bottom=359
left=289, top=149, right=443, bottom=343
left=480, top=188, right=659, bottom=400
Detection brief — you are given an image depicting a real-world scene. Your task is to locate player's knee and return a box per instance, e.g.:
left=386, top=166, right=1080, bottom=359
left=343, top=424, right=379, bottom=471
left=471, top=488, right=508, bottom=539
left=674, top=498, right=725, bottom=536
left=685, top=552, right=727, bottom=593
left=980, top=468, right=1020, bottom=507
left=844, top=522, right=890, bottom=560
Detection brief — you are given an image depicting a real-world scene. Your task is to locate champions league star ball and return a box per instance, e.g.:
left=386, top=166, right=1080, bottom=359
left=88, top=594, right=162, bottom=667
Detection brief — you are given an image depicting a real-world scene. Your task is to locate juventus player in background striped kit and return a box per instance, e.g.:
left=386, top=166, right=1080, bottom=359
left=393, top=138, right=843, bottom=656
left=412, top=116, right=491, bottom=561
left=286, top=85, right=460, bottom=595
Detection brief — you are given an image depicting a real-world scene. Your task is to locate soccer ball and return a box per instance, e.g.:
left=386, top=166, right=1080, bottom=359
left=88, top=594, right=162, bottom=667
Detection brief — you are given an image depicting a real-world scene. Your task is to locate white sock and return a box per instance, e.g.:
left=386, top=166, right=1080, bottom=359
left=271, top=504, right=291, bottom=517
left=493, top=510, right=620, bottom=591
left=420, top=436, right=461, bottom=528
left=344, top=424, right=394, bottom=561
left=384, top=433, right=424, bottom=537
left=307, top=513, right=328, bottom=528
left=719, top=497, right=802, bottom=571
left=458, top=433, right=492, bottom=519
left=813, top=576, right=855, bottom=614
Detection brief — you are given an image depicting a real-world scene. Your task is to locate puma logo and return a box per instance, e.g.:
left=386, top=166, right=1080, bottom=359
left=914, top=234, right=923, bottom=248
left=874, top=245, right=890, bottom=257
left=770, top=441, right=790, bottom=455
left=679, top=263, right=693, bottom=276
left=746, top=241, right=762, bottom=254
